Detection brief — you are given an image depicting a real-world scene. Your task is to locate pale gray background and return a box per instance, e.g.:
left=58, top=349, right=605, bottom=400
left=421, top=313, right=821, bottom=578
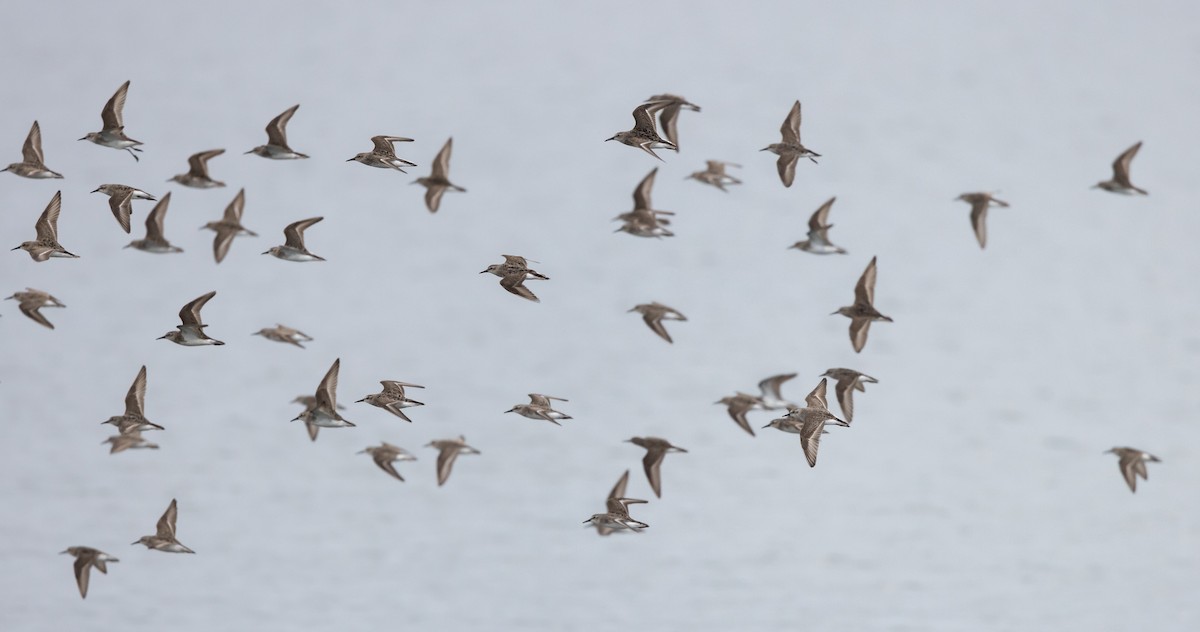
left=1, top=1, right=1198, bottom=630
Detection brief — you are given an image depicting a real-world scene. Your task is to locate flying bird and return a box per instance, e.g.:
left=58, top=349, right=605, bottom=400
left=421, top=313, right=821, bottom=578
left=79, top=80, right=143, bottom=160
left=1094, top=142, right=1147, bottom=195
left=132, top=499, right=195, bottom=553
left=263, top=216, right=325, bottom=261
left=789, top=197, right=847, bottom=254
left=625, top=436, right=687, bottom=498
left=246, top=104, right=308, bottom=159
left=2, top=120, right=63, bottom=178
left=13, top=191, right=79, bottom=261
left=126, top=192, right=183, bottom=253
left=158, top=291, right=224, bottom=346
left=60, top=547, right=118, bottom=599
left=629, top=302, right=687, bottom=343
left=91, top=184, right=156, bottom=234
left=414, top=137, right=466, bottom=212
left=481, top=255, right=549, bottom=302
left=956, top=192, right=1009, bottom=249
left=606, top=102, right=677, bottom=161
left=761, top=100, right=820, bottom=187
left=358, top=443, right=418, bottom=482
left=202, top=188, right=257, bottom=263
left=833, top=256, right=892, bottom=353
left=169, top=149, right=226, bottom=188
left=1104, top=447, right=1160, bottom=493
left=6, top=288, right=65, bottom=329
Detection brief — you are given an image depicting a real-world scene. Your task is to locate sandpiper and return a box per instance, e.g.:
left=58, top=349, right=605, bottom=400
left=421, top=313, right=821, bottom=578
left=820, top=368, right=877, bottom=424
left=293, top=359, right=354, bottom=428
left=584, top=495, right=649, bottom=534
left=756, top=373, right=799, bottom=410
left=102, top=365, right=165, bottom=433
left=645, top=93, right=700, bottom=151
left=686, top=160, right=742, bottom=191
left=357, top=380, right=426, bottom=422
left=13, top=191, right=79, bottom=261
left=132, top=499, right=195, bottom=553
left=358, top=442, right=417, bottom=482
left=833, top=256, right=892, bottom=353
left=415, top=137, right=466, bottom=213
left=589, top=470, right=647, bottom=535
left=91, top=184, right=155, bottom=234
left=202, top=188, right=257, bottom=263
left=626, top=436, right=687, bottom=498
left=253, top=324, right=313, bottom=348
left=126, top=192, right=183, bottom=253
left=614, top=167, right=675, bottom=238
left=481, top=255, right=549, bottom=302
left=159, top=291, right=224, bottom=346
left=348, top=135, right=416, bottom=171
left=629, top=302, right=687, bottom=344
left=264, top=217, right=325, bottom=261
left=762, top=379, right=847, bottom=467
left=790, top=196, right=847, bottom=254
left=103, top=430, right=159, bottom=454
left=1105, top=447, right=1160, bottom=493
left=955, top=192, right=1009, bottom=249
left=715, top=392, right=765, bottom=437
left=169, top=149, right=226, bottom=188
left=762, top=100, right=820, bottom=187
left=60, top=547, right=118, bottom=599
left=79, top=80, right=143, bottom=160
left=3, top=121, right=62, bottom=178
left=606, top=102, right=677, bottom=161
left=291, top=395, right=345, bottom=442
left=426, top=436, right=480, bottom=486
left=246, top=104, right=308, bottom=159
left=6, top=287, right=65, bottom=329
left=506, top=393, right=572, bottom=425
left=1094, top=142, right=1147, bottom=195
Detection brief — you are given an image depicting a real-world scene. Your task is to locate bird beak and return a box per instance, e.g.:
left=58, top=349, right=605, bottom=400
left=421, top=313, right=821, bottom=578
left=605, top=136, right=617, bottom=142
left=243, top=149, right=254, bottom=154
left=478, top=269, right=489, bottom=274
left=345, top=158, right=355, bottom=162
left=761, top=423, right=773, bottom=428
left=829, top=310, right=840, bottom=315
left=77, top=136, right=87, bottom=141
left=355, top=397, right=367, bottom=402
left=356, top=449, right=367, bottom=454
left=759, top=147, right=770, bottom=152
left=90, top=188, right=101, bottom=193
left=9, top=246, right=19, bottom=251
left=130, top=540, right=140, bottom=545
left=156, top=334, right=168, bottom=340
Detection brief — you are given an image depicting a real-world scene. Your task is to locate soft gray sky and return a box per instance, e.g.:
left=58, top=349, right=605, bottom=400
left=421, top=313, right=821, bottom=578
left=2, top=2, right=1198, bottom=630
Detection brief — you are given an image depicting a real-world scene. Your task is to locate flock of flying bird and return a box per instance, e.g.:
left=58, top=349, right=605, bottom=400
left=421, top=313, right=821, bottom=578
left=3, top=82, right=1162, bottom=599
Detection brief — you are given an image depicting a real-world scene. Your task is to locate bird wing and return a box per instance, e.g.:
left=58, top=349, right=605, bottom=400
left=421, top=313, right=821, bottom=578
left=1112, top=141, right=1142, bottom=187
left=156, top=498, right=178, bottom=539
left=179, top=291, right=216, bottom=327
left=424, top=184, right=447, bottom=213
left=144, top=192, right=171, bottom=242
left=726, top=398, right=756, bottom=436
left=101, top=80, right=130, bottom=130
left=656, top=103, right=681, bottom=149
left=809, top=197, right=836, bottom=231
left=777, top=154, right=798, bottom=188
left=430, top=137, right=453, bottom=178
left=849, top=318, right=872, bottom=353
left=435, top=446, right=461, bottom=486
left=854, top=256, right=879, bottom=306
left=970, top=205, right=988, bottom=249
left=633, top=167, right=658, bottom=210
left=35, top=191, right=62, bottom=242
left=370, top=135, right=414, bottom=154
left=108, top=191, right=134, bottom=234
left=500, top=274, right=539, bottom=302
left=607, top=469, right=631, bottom=501
left=1118, top=454, right=1139, bottom=492
left=374, top=454, right=406, bottom=481
left=223, top=189, right=246, bottom=222
left=834, top=378, right=854, bottom=423
left=124, top=365, right=148, bottom=417
left=73, top=556, right=92, bottom=598
left=631, top=103, right=659, bottom=136
left=799, top=418, right=824, bottom=467
left=805, top=378, right=829, bottom=410
left=316, top=358, right=341, bottom=410
left=642, top=312, right=673, bottom=343
left=501, top=254, right=528, bottom=267
left=758, top=373, right=797, bottom=401
left=266, top=105, right=300, bottom=147
left=642, top=448, right=666, bottom=498
left=22, top=120, right=45, bottom=165
left=529, top=393, right=567, bottom=406
left=212, top=228, right=237, bottom=263
left=18, top=299, right=55, bottom=329
left=780, top=100, right=802, bottom=145
left=187, top=149, right=224, bottom=178
left=283, top=216, right=323, bottom=250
